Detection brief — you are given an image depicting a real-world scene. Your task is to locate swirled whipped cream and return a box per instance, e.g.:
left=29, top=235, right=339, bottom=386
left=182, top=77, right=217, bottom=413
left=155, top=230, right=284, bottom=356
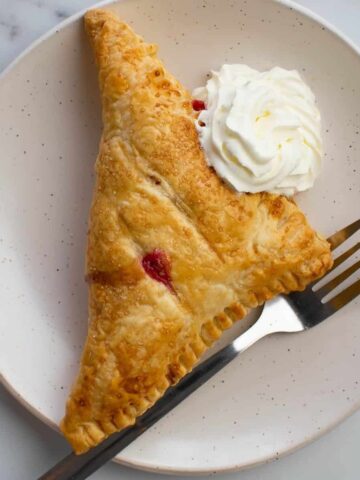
left=193, top=64, right=323, bottom=196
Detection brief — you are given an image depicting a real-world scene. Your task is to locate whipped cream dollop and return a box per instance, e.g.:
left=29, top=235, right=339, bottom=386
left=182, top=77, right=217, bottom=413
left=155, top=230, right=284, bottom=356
left=193, top=64, right=323, bottom=196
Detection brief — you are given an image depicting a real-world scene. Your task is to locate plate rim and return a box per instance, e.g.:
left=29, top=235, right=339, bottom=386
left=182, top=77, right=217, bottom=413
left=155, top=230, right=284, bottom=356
left=1, top=0, right=360, bottom=475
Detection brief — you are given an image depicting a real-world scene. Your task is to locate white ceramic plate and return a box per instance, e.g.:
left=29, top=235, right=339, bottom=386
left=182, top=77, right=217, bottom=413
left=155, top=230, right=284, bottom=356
left=0, top=0, right=360, bottom=475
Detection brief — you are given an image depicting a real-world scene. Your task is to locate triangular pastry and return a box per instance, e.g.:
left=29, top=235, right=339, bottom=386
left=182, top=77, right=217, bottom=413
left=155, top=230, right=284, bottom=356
left=61, top=9, right=332, bottom=453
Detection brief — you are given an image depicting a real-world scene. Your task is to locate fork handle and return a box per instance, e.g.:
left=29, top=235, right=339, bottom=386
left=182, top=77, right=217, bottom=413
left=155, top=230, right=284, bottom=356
left=39, top=341, right=244, bottom=480
left=38, top=311, right=275, bottom=480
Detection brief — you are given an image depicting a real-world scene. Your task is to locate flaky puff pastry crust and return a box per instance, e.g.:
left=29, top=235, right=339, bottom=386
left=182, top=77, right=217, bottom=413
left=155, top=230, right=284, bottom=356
left=61, top=9, right=332, bottom=453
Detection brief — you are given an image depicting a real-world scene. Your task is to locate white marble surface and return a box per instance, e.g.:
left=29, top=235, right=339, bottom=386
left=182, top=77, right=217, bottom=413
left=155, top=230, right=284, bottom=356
left=0, top=0, right=360, bottom=479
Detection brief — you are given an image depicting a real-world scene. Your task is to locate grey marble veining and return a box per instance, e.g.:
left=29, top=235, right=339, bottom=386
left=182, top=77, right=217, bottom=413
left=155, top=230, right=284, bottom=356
left=0, top=0, right=96, bottom=71
left=2, top=0, right=360, bottom=74
left=0, top=1, right=360, bottom=479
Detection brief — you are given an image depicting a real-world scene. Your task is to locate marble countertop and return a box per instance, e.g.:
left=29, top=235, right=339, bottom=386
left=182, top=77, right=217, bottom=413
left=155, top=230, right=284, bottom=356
left=1, top=1, right=360, bottom=479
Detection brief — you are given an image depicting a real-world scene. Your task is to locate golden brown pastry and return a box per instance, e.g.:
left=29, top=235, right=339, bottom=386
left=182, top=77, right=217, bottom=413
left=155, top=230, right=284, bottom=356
left=61, top=9, right=332, bottom=453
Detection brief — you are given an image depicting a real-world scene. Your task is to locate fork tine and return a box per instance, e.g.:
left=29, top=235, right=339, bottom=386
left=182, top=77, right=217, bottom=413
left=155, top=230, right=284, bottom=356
left=316, top=259, right=360, bottom=298
left=326, top=277, right=360, bottom=311
left=332, top=242, right=360, bottom=269
left=327, top=219, right=360, bottom=251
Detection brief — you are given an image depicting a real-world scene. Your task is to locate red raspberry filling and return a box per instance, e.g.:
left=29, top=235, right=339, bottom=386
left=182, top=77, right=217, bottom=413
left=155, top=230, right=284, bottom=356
left=142, top=249, right=175, bottom=293
left=192, top=99, right=206, bottom=111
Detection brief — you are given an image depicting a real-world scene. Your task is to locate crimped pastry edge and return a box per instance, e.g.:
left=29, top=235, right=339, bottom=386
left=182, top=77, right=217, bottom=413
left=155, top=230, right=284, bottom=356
left=62, top=250, right=331, bottom=453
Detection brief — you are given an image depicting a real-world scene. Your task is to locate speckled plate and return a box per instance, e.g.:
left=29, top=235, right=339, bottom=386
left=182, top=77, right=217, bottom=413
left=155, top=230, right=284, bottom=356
left=0, top=0, right=360, bottom=475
